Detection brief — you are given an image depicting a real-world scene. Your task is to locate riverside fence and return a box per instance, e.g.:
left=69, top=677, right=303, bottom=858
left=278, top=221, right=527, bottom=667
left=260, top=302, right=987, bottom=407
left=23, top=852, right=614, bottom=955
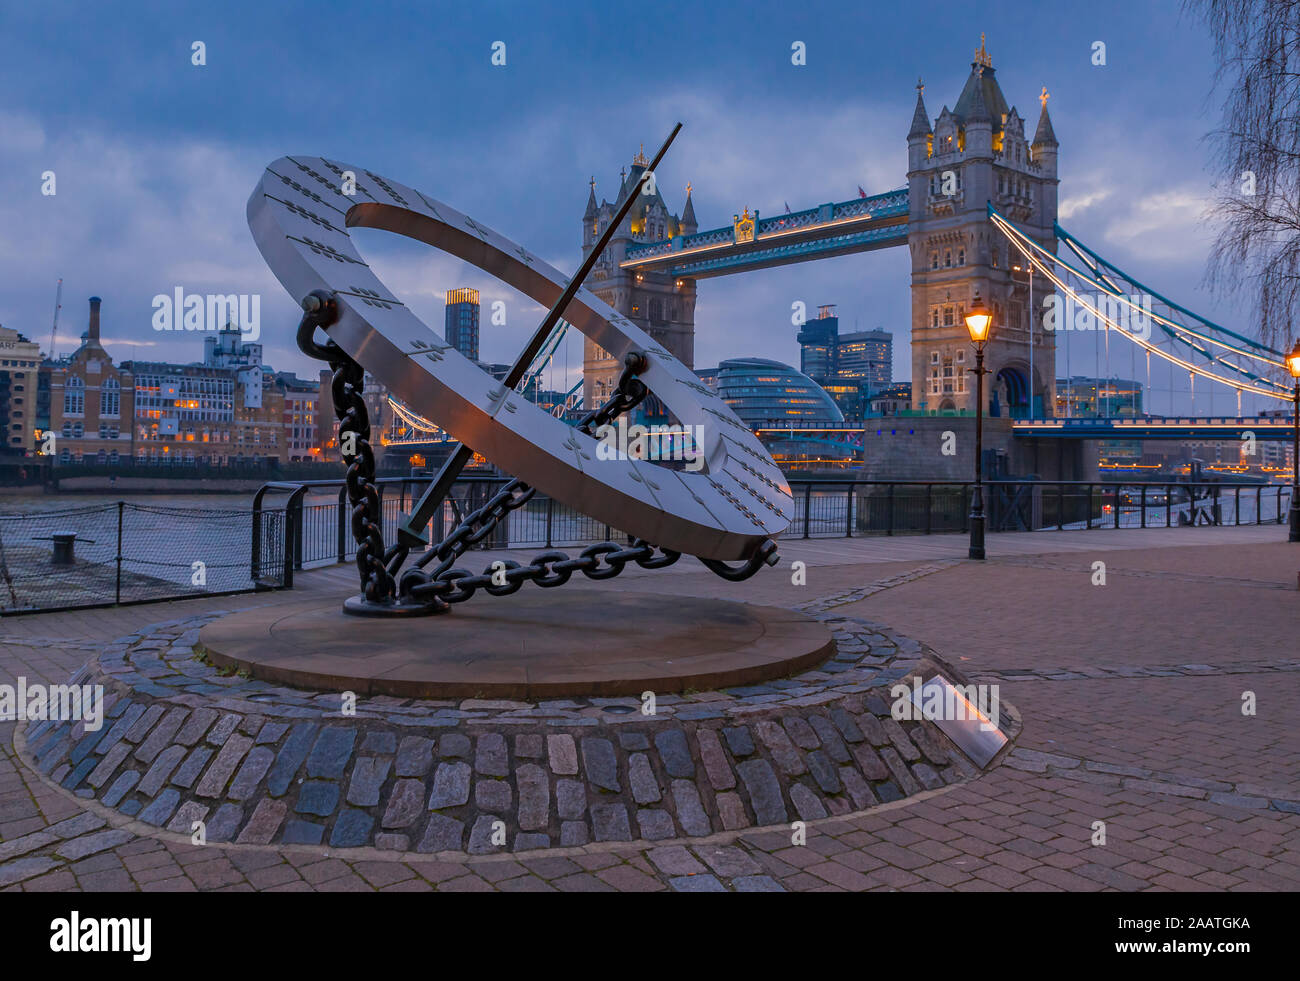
left=259, top=476, right=1295, bottom=572
left=0, top=501, right=283, bottom=615
left=0, top=477, right=1290, bottom=615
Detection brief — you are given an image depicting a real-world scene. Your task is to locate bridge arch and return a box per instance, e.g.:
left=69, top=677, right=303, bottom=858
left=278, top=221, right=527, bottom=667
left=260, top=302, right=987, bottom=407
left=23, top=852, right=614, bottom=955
left=991, top=363, right=1031, bottom=419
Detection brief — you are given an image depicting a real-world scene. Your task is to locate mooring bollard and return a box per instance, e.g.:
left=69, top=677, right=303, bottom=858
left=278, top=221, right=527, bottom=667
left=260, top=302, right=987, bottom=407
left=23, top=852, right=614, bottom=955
left=52, top=533, right=77, bottom=566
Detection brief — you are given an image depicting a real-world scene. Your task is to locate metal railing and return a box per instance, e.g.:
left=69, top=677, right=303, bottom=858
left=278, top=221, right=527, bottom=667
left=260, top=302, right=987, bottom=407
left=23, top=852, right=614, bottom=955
left=790, top=479, right=1293, bottom=537
left=0, top=501, right=287, bottom=615
left=253, top=477, right=1296, bottom=576
left=253, top=476, right=622, bottom=574
left=3, top=476, right=1285, bottom=615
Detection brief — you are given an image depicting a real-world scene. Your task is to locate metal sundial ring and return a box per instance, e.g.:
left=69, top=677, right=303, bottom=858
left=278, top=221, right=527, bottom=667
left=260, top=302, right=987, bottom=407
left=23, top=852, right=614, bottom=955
left=248, top=157, right=792, bottom=566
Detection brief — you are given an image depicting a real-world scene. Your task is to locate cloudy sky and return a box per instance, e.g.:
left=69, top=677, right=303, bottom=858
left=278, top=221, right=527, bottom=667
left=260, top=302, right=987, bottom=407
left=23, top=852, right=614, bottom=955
left=0, top=0, right=1257, bottom=415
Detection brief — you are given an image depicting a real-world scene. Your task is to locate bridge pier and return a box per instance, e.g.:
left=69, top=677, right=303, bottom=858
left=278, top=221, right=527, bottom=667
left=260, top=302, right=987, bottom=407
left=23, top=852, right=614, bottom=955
left=858, top=417, right=1093, bottom=482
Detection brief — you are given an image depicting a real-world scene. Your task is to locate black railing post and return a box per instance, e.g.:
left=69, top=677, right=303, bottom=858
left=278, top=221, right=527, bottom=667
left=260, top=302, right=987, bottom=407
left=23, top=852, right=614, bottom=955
left=546, top=495, right=554, bottom=549
left=886, top=483, right=895, bottom=536
left=845, top=483, right=854, bottom=538
left=251, top=485, right=268, bottom=581
left=337, top=484, right=348, bottom=563
left=291, top=493, right=304, bottom=572
left=283, top=509, right=295, bottom=589
left=803, top=483, right=812, bottom=539
left=1140, top=485, right=1147, bottom=529
left=1256, top=485, right=1262, bottom=526
left=1057, top=483, right=1064, bottom=531
left=925, top=484, right=932, bottom=535
left=115, top=501, right=123, bottom=605
left=1086, top=484, right=1093, bottom=529
left=1166, top=485, right=1173, bottom=528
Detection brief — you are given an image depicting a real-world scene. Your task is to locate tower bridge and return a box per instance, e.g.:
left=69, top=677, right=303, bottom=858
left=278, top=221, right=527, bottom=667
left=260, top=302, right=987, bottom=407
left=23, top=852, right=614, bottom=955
left=581, top=34, right=1060, bottom=419
left=578, top=32, right=1292, bottom=478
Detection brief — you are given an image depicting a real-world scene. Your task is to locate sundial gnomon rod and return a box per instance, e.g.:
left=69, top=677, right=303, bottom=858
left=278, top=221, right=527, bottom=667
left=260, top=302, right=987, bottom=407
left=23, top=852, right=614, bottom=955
left=396, top=122, right=684, bottom=548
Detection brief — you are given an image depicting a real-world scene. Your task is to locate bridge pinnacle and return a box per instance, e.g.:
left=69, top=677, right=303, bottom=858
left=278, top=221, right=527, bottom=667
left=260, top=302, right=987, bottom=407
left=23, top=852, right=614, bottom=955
left=908, top=79, right=932, bottom=139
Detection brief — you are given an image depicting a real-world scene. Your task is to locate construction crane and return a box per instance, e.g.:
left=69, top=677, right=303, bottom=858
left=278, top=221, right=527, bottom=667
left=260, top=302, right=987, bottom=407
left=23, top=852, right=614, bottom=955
left=48, top=278, right=63, bottom=359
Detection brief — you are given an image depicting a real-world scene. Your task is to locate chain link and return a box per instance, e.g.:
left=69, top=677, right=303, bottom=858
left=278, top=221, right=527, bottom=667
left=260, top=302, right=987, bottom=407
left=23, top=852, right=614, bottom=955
left=297, top=291, right=397, bottom=605
left=296, top=294, right=777, bottom=614
left=398, top=354, right=681, bottom=607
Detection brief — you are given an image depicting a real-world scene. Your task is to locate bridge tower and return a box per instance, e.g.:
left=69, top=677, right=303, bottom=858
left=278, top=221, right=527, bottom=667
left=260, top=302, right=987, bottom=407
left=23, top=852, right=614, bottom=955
left=581, top=149, right=698, bottom=415
left=906, top=36, right=1059, bottom=418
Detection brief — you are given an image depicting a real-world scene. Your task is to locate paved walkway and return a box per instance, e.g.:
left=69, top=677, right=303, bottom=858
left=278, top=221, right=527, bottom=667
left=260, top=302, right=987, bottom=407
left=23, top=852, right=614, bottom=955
left=2, top=524, right=1298, bottom=892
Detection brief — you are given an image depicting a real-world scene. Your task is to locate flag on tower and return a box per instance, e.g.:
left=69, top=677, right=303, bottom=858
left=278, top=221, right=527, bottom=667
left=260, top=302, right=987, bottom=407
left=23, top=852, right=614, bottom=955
left=784, top=202, right=791, bottom=214
left=857, top=186, right=867, bottom=198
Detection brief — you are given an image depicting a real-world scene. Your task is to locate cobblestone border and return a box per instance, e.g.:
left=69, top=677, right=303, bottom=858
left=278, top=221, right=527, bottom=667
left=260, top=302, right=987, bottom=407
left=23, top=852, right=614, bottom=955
left=19, top=611, right=1020, bottom=855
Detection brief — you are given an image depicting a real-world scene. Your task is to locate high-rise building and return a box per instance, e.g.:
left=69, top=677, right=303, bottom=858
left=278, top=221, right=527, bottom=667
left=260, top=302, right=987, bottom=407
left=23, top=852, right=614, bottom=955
left=796, top=304, right=892, bottom=419
left=445, top=288, right=480, bottom=362
left=797, top=306, right=839, bottom=382
left=835, top=328, right=892, bottom=391
left=0, top=325, right=43, bottom=455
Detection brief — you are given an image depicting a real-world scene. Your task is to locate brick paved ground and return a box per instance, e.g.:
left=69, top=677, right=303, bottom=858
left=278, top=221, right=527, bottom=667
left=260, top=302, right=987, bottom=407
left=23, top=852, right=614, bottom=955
left=2, top=525, right=1297, bottom=892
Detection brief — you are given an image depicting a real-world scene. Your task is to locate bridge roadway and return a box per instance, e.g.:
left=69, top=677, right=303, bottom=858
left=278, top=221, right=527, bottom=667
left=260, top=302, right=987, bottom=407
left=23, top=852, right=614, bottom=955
left=1013, top=416, right=1298, bottom=441
left=754, top=416, right=1297, bottom=442
left=3, top=522, right=1297, bottom=893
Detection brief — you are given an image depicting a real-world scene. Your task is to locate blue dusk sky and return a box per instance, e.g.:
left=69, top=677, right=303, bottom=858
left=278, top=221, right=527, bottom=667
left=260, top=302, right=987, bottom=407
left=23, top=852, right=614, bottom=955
left=0, top=0, right=1251, bottom=414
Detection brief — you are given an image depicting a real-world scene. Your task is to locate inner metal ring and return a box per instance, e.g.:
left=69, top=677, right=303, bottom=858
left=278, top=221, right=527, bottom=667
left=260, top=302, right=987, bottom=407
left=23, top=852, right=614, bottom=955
left=247, top=156, right=792, bottom=559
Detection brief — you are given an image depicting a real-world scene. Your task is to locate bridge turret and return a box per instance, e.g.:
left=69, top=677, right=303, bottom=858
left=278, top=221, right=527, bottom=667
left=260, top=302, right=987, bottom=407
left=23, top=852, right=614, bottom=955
left=582, top=176, right=599, bottom=248
left=580, top=147, right=698, bottom=414
left=907, top=78, right=932, bottom=172
left=681, top=184, right=697, bottom=236
left=1032, top=88, right=1059, bottom=176
left=957, top=62, right=995, bottom=161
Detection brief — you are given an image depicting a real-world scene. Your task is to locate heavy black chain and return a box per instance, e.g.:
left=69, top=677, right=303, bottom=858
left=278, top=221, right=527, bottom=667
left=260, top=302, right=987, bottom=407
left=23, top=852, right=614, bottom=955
left=398, top=352, right=688, bottom=611
left=296, top=294, right=778, bottom=615
left=297, top=291, right=397, bottom=604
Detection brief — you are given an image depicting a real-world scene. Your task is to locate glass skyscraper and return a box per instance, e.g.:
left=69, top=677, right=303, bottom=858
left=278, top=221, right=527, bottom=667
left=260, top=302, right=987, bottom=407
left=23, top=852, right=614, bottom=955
left=445, top=288, right=481, bottom=362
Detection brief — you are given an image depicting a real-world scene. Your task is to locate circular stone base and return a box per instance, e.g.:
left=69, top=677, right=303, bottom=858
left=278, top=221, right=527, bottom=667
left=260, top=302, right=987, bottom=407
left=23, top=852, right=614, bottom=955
left=199, top=590, right=836, bottom=699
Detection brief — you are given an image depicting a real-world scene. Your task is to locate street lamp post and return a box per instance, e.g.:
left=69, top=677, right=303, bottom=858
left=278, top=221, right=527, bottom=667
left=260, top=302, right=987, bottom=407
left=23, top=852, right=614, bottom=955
left=965, top=298, right=994, bottom=560
left=1287, top=339, right=1300, bottom=542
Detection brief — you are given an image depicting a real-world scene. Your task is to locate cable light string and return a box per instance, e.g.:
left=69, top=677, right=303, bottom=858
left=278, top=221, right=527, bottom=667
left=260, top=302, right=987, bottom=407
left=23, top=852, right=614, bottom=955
left=994, top=210, right=1291, bottom=385
left=989, top=213, right=1291, bottom=403
left=995, top=210, right=1286, bottom=372
left=1017, top=252, right=1287, bottom=402
left=993, top=209, right=1288, bottom=371
left=1054, top=217, right=1281, bottom=357
left=989, top=210, right=1293, bottom=403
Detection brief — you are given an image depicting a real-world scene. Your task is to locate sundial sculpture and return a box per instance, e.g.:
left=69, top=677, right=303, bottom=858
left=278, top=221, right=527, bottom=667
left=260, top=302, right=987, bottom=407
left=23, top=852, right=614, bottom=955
left=247, top=126, right=792, bottom=616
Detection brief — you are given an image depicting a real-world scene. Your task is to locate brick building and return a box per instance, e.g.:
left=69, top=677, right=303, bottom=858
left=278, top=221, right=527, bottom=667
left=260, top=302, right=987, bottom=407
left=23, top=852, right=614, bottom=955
left=47, top=297, right=136, bottom=464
